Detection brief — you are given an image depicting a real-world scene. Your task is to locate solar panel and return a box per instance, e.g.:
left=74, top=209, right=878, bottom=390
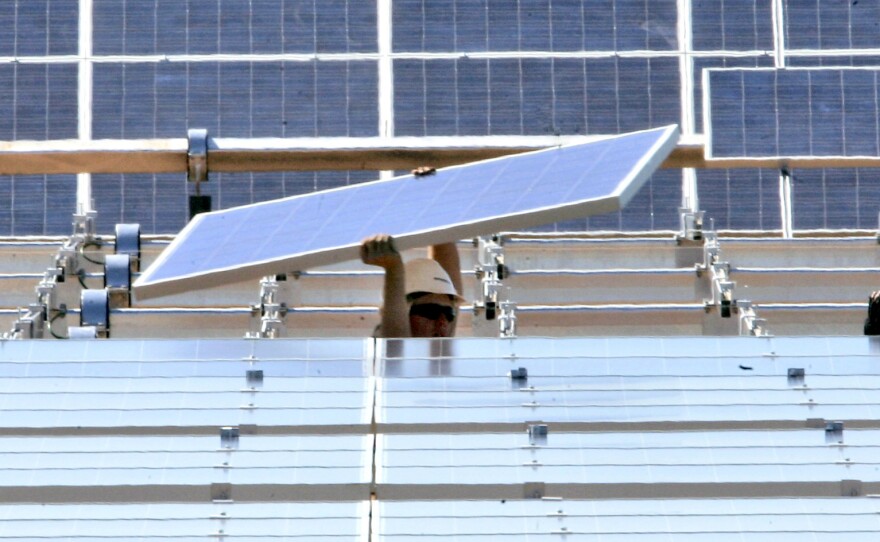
left=132, top=124, right=679, bottom=299
left=704, top=67, right=880, bottom=159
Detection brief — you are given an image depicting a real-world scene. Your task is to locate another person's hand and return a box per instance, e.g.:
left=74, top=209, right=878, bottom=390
left=360, top=234, right=403, bottom=270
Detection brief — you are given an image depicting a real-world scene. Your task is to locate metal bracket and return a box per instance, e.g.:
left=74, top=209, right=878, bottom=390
left=676, top=207, right=705, bottom=243
left=220, top=426, right=240, bottom=450
left=499, top=299, right=517, bottom=337
left=80, top=289, right=110, bottom=338
left=787, top=368, right=806, bottom=386
left=825, top=421, right=844, bottom=444
left=696, top=230, right=769, bottom=335
left=528, top=423, right=548, bottom=445
left=247, top=275, right=289, bottom=338
left=473, top=235, right=510, bottom=322
left=736, top=299, right=768, bottom=337
left=115, top=223, right=141, bottom=272
left=188, top=128, right=209, bottom=183
left=9, top=267, right=68, bottom=339
left=104, top=254, right=132, bottom=308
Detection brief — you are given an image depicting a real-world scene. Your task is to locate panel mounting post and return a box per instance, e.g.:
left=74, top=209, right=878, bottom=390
left=188, top=128, right=211, bottom=219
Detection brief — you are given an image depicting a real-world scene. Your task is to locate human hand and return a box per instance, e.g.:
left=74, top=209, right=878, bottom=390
left=360, top=234, right=403, bottom=270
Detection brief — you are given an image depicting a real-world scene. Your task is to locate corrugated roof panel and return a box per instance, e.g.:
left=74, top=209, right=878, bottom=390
left=377, top=430, right=880, bottom=492
left=0, top=339, right=373, bottom=432
left=0, top=501, right=368, bottom=539
left=377, top=499, right=880, bottom=539
left=377, top=338, right=880, bottom=429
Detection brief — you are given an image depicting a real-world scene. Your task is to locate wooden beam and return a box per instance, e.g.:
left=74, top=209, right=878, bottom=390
left=2, top=135, right=879, bottom=176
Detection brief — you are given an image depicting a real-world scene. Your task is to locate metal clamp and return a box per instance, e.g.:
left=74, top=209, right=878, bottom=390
left=115, top=223, right=141, bottom=272
left=676, top=207, right=705, bottom=243
left=187, top=128, right=209, bottom=183
left=80, top=289, right=110, bottom=338
left=104, top=254, right=132, bottom=308
left=247, top=275, right=289, bottom=339
left=473, top=235, right=510, bottom=321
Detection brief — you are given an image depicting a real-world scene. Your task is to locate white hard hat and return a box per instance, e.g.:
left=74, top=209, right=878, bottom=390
left=405, top=258, right=463, bottom=301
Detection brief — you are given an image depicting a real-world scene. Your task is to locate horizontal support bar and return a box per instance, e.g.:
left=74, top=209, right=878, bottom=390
left=4, top=135, right=876, bottom=176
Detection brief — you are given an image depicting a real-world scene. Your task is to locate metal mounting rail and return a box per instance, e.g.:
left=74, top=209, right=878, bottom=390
left=4, top=134, right=878, bottom=176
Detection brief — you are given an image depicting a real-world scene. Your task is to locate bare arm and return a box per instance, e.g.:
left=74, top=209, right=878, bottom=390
left=361, top=234, right=411, bottom=338
left=428, top=241, right=463, bottom=296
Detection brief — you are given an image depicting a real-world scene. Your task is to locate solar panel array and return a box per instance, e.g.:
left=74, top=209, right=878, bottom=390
left=5, top=336, right=880, bottom=539
left=3, top=1, right=880, bottom=235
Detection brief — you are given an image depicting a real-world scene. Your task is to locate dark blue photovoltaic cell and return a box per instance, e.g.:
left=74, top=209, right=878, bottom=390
left=395, top=58, right=679, bottom=137
left=691, top=0, right=773, bottom=51
left=134, top=126, right=677, bottom=295
left=0, top=0, right=78, bottom=56
left=697, top=169, right=781, bottom=231
left=792, top=168, right=880, bottom=230
left=784, top=0, right=880, bottom=50
left=93, top=0, right=376, bottom=55
left=707, top=68, right=880, bottom=158
left=92, top=61, right=378, bottom=139
left=393, top=0, right=677, bottom=52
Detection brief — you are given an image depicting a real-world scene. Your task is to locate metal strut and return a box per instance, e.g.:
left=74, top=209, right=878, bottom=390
left=247, top=275, right=289, bottom=339
left=696, top=229, right=769, bottom=336
left=472, top=235, right=517, bottom=337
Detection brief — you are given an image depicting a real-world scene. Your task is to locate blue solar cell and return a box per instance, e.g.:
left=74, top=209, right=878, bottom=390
left=455, top=60, right=491, bottom=135
left=486, top=0, right=519, bottom=50
left=0, top=5, right=13, bottom=55
left=548, top=0, right=582, bottom=50
left=519, top=0, right=552, bottom=51
left=219, top=1, right=250, bottom=54
left=583, top=0, right=614, bottom=49
left=776, top=70, right=810, bottom=157
left=134, top=125, right=678, bottom=297
left=809, top=70, right=844, bottom=156
left=456, top=1, right=489, bottom=51
left=843, top=70, right=880, bottom=156
left=741, top=70, right=777, bottom=157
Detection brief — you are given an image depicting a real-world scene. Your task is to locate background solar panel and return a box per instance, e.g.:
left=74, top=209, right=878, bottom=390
left=698, top=168, right=782, bottom=231
left=92, top=0, right=377, bottom=55
left=706, top=68, right=880, bottom=159
left=392, top=0, right=679, bottom=52
left=691, top=0, right=773, bottom=51
left=0, top=1, right=78, bottom=56
left=784, top=0, right=880, bottom=50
